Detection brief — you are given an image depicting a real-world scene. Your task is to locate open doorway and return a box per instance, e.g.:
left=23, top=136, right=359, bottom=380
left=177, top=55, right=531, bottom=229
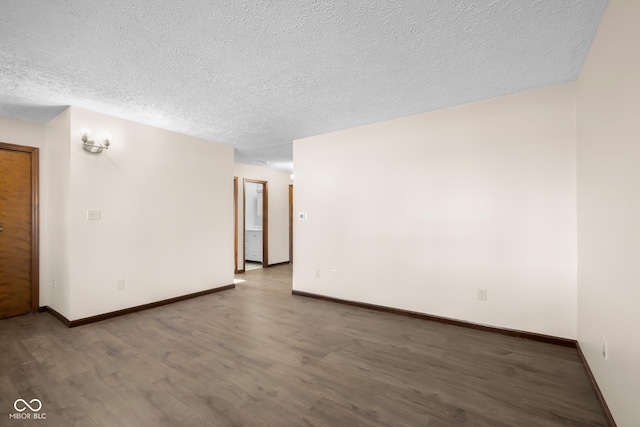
left=243, top=179, right=268, bottom=271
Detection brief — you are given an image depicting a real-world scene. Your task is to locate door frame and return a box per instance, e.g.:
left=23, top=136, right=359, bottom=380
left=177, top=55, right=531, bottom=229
left=233, top=177, right=242, bottom=273
left=0, top=142, right=39, bottom=313
left=243, top=179, right=268, bottom=270
left=289, top=184, right=293, bottom=264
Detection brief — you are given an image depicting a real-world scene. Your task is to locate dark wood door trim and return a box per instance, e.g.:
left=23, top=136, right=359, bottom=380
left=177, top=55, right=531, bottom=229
left=0, top=142, right=39, bottom=313
left=233, top=177, right=240, bottom=273
left=243, top=179, right=268, bottom=267
left=242, top=179, right=246, bottom=272
left=289, top=184, right=293, bottom=264
left=262, top=181, right=268, bottom=266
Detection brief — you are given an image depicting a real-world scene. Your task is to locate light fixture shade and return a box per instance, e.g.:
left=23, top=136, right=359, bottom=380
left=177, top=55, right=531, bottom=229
left=81, top=128, right=111, bottom=153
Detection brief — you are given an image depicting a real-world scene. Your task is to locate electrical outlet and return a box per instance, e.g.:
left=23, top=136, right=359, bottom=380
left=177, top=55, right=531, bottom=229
left=330, top=269, right=337, bottom=281
left=477, top=288, right=487, bottom=301
left=116, top=279, right=125, bottom=290
left=315, top=268, right=321, bottom=278
left=53, top=279, right=57, bottom=290
left=602, top=336, right=608, bottom=360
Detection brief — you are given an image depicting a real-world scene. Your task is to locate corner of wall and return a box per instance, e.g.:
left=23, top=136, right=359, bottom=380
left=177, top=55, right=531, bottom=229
left=42, top=108, right=72, bottom=318
left=576, top=1, right=639, bottom=425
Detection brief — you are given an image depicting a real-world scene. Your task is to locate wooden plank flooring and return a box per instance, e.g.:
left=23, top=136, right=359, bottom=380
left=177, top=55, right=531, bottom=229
left=0, top=264, right=607, bottom=426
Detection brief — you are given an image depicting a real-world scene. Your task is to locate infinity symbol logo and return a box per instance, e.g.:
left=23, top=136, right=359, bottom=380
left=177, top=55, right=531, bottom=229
left=14, top=399, right=42, bottom=412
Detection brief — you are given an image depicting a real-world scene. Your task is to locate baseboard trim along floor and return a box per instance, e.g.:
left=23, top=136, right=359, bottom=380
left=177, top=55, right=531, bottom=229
left=292, top=289, right=617, bottom=427
left=267, top=261, right=291, bottom=268
left=576, top=342, right=618, bottom=427
left=40, top=283, right=235, bottom=328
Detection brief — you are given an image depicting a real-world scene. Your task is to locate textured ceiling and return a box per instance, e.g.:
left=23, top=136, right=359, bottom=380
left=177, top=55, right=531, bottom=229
left=0, top=0, right=607, bottom=171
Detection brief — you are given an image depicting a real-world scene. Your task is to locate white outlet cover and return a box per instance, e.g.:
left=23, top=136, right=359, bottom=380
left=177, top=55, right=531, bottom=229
left=87, top=209, right=101, bottom=220
left=298, top=212, right=308, bottom=221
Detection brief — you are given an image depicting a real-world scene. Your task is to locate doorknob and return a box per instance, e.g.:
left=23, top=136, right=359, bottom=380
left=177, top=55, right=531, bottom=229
left=0, top=225, right=3, bottom=232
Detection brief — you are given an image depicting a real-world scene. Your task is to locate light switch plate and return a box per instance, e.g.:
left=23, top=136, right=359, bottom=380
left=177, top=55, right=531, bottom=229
left=298, top=212, right=308, bottom=221
left=87, top=209, right=101, bottom=220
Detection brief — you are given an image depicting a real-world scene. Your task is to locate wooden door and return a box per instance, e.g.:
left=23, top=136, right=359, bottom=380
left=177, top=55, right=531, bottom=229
left=0, top=143, right=39, bottom=318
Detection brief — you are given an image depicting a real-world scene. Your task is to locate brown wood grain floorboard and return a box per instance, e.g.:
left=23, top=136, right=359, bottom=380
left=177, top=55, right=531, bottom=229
left=0, top=265, right=609, bottom=426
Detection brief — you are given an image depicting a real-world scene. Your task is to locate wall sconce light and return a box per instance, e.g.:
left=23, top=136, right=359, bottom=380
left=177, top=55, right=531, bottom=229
left=80, top=128, right=111, bottom=153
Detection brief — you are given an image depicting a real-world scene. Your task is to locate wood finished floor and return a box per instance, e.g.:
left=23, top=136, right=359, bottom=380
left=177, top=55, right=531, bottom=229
left=0, top=265, right=607, bottom=426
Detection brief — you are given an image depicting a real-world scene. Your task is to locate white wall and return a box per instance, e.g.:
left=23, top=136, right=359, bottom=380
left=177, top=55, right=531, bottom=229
left=44, top=109, right=72, bottom=317
left=0, top=116, right=45, bottom=149
left=293, top=84, right=577, bottom=339
left=234, top=162, right=291, bottom=267
left=577, top=0, right=640, bottom=425
left=2, top=110, right=235, bottom=321
left=66, top=107, right=234, bottom=320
